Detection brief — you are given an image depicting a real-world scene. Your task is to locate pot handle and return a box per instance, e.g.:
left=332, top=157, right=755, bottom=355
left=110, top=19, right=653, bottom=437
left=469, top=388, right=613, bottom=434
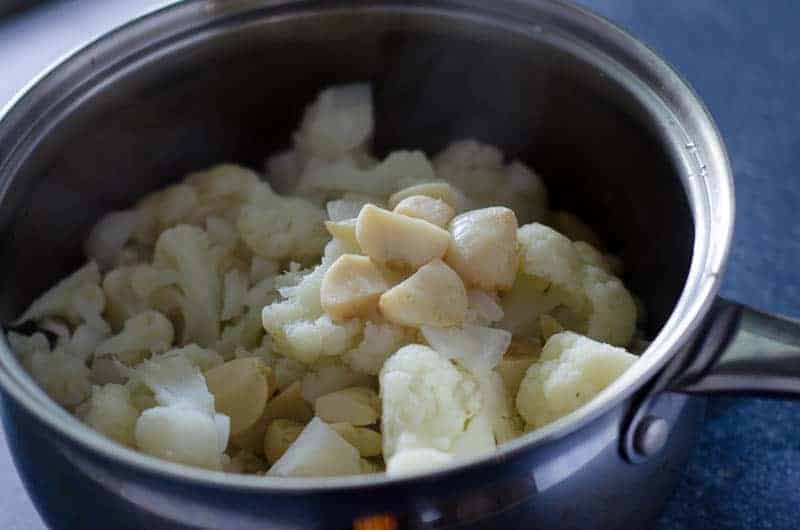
left=668, top=297, right=800, bottom=396
left=621, top=298, right=800, bottom=464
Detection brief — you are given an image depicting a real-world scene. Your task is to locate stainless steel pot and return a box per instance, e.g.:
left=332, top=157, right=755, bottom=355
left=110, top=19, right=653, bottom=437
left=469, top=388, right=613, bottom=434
left=0, top=1, right=795, bottom=529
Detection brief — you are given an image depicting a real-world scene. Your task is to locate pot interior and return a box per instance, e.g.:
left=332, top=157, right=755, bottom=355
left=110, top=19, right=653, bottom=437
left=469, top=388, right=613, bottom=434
left=0, top=2, right=693, bottom=342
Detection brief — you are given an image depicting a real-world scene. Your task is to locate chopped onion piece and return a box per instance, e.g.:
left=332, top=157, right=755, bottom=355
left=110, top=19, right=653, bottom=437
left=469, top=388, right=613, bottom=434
left=465, top=289, right=504, bottom=325
left=421, top=324, right=511, bottom=373
left=267, top=417, right=361, bottom=477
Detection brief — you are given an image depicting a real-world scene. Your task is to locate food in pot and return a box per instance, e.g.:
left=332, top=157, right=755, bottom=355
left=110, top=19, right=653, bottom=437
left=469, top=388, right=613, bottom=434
left=6, top=83, right=642, bottom=477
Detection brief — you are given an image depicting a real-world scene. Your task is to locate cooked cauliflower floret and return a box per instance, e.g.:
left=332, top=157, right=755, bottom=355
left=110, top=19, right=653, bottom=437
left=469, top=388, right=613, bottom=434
left=135, top=405, right=227, bottom=470
left=133, top=184, right=198, bottom=245
left=262, top=241, right=361, bottom=364
left=433, top=139, right=504, bottom=197
left=266, top=149, right=302, bottom=192
left=250, top=257, right=280, bottom=285
left=185, top=164, right=261, bottom=202
left=102, top=266, right=146, bottom=332
left=573, top=241, right=613, bottom=273
left=282, top=314, right=362, bottom=365
left=9, top=331, right=91, bottom=408
left=380, top=345, right=482, bottom=463
left=217, top=250, right=249, bottom=280
left=294, top=83, right=374, bottom=161
left=498, top=273, right=563, bottom=338
left=516, top=331, right=637, bottom=429
left=114, top=243, right=152, bottom=268
left=95, top=310, right=174, bottom=365
left=81, top=383, right=139, bottom=447
left=64, top=323, right=110, bottom=361
left=477, top=371, right=521, bottom=444
left=245, top=276, right=279, bottom=313
left=221, top=269, right=248, bottom=322
left=433, top=140, right=547, bottom=223
left=515, top=223, right=637, bottom=346
left=582, top=266, right=637, bottom=347
left=6, top=331, right=50, bottom=363
left=39, top=318, right=70, bottom=347
left=129, top=351, right=229, bottom=470
left=504, top=161, right=549, bottom=225
left=449, top=408, right=495, bottom=460
left=14, top=262, right=102, bottom=327
left=84, top=210, right=141, bottom=271
left=297, top=150, right=435, bottom=200
left=237, top=193, right=328, bottom=261
left=130, top=352, right=214, bottom=410
left=89, top=357, right=127, bottom=386
left=29, top=348, right=91, bottom=408
left=205, top=216, right=239, bottom=248
left=419, top=325, right=519, bottom=445
left=386, top=447, right=453, bottom=476
left=184, top=164, right=262, bottom=223
left=517, top=223, right=586, bottom=309
left=215, top=310, right=264, bottom=360
left=70, top=283, right=109, bottom=334
left=154, top=225, right=221, bottom=347
left=169, top=343, right=224, bottom=372
left=129, top=264, right=179, bottom=301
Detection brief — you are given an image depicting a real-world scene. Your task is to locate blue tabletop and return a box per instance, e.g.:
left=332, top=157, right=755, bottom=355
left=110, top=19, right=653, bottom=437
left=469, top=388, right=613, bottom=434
left=576, top=3, right=800, bottom=529
left=1, top=1, right=799, bottom=529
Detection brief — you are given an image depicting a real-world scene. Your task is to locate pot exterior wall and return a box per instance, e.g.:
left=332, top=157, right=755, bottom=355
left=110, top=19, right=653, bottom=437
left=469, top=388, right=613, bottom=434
left=1, top=387, right=704, bottom=530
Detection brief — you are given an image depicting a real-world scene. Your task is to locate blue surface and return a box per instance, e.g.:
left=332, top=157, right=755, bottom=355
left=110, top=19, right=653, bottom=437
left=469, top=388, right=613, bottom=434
left=0, top=1, right=799, bottom=529
left=570, top=2, right=800, bottom=529
left=660, top=398, right=800, bottom=530
left=576, top=0, right=800, bottom=319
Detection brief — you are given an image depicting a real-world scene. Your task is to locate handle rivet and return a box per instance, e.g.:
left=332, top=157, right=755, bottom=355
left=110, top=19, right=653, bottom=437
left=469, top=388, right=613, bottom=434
left=633, top=415, right=670, bottom=457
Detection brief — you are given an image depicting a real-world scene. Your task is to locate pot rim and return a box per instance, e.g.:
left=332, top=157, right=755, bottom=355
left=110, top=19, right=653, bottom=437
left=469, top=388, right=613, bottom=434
left=0, top=0, right=733, bottom=491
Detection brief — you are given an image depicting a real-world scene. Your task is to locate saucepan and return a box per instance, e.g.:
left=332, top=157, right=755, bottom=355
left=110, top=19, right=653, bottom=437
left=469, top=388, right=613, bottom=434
left=0, top=1, right=796, bottom=529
